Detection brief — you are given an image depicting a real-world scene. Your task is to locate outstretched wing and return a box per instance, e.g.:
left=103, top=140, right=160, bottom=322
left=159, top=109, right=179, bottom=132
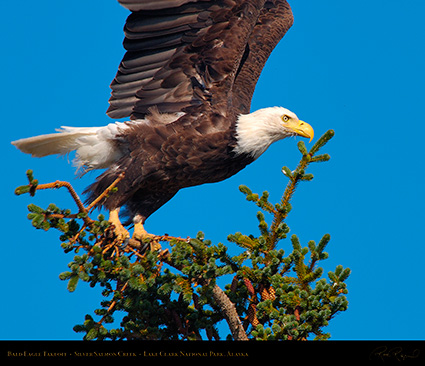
left=108, top=0, right=272, bottom=120
left=233, top=0, right=294, bottom=114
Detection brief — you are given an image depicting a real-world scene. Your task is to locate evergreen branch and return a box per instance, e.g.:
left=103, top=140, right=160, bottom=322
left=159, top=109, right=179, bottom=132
left=269, top=130, right=334, bottom=247
left=15, top=170, right=125, bottom=227
left=158, top=246, right=248, bottom=340
left=97, top=281, right=129, bottom=327
left=16, top=170, right=93, bottom=226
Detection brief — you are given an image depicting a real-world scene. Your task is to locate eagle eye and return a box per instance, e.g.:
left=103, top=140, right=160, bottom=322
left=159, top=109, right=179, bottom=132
left=282, top=115, right=290, bottom=122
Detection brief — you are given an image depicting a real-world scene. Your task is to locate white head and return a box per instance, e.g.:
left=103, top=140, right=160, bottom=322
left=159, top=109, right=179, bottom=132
left=233, top=106, right=314, bottom=159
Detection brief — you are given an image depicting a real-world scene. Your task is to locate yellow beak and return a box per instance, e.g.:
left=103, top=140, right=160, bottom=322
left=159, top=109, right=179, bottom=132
left=286, top=120, right=314, bottom=142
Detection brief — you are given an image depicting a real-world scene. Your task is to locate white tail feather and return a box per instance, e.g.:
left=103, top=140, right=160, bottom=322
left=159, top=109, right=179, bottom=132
left=11, top=127, right=99, bottom=157
left=12, top=123, right=127, bottom=171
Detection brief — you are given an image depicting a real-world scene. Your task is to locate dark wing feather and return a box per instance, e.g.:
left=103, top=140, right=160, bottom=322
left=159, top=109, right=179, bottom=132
left=118, top=0, right=199, bottom=11
left=108, top=0, right=270, bottom=120
left=232, top=0, right=294, bottom=113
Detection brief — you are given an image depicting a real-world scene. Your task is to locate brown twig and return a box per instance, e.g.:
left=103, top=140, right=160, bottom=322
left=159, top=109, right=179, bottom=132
left=24, top=172, right=125, bottom=227
left=30, top=180, right=93, bottom=227
left=36, top=180, right=87, bottom=214
left=86, top=172, right=125, bottom=212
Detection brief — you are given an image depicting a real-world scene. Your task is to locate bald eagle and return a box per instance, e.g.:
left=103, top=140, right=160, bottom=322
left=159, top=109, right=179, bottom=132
left=12, top=0, right=313, bottom=241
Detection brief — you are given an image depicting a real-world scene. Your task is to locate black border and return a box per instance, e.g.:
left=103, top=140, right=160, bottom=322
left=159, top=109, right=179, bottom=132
left=2, top=340, right=425, bottom=364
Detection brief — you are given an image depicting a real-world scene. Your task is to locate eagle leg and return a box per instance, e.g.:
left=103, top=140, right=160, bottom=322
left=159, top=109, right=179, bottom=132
left=108, top=208, right=130, bottom=243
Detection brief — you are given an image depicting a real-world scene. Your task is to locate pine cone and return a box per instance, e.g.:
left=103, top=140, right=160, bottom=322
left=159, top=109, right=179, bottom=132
left=243, top=278, right=255, bottom=296
left=230, top=275, right=238, bottom=293
left=247, top=303, right=259, bottom=327
left=260, top=286, right=276, bottom=301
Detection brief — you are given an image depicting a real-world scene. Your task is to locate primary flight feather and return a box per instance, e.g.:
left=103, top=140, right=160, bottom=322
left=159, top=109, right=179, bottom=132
left=12, top=0, right=313, bottom=238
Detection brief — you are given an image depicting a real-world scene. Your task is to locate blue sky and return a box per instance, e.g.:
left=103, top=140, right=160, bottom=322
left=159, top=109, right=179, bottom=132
left=1, top=0, right=425, bottom=340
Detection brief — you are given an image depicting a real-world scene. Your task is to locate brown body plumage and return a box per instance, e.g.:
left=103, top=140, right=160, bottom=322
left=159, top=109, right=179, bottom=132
left=87, top=107, right=253, bottom=223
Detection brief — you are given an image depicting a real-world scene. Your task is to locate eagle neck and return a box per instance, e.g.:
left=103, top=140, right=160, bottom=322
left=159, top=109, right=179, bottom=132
left=233, top=109, right=284, bottom=160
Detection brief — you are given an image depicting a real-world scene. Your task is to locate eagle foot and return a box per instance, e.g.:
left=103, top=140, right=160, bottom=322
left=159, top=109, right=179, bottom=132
left=108, top=211, right=161, bottom=252
left=132, top=222, right=162, bottom=252
left=108, top=209, right=130, bottom=244
left=132, top=222, right=151, bottom=241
